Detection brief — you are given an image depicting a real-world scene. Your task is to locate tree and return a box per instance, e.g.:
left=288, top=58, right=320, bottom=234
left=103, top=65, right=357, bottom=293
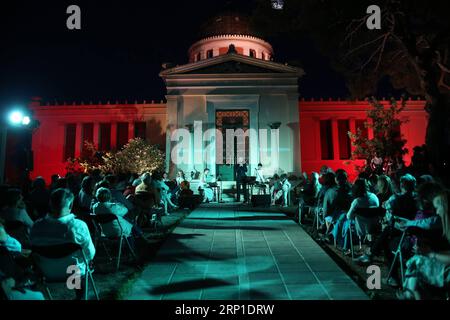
left=112, top=138, right=165, bottom=175
left=69, top=138, right=165, bottom=175
left=251, top=0, right=450, bottom=181
left=349, top=98, right=408, bottom=174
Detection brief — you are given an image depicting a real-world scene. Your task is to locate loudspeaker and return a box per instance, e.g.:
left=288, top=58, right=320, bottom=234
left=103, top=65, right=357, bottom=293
left=251, top=194, right=271, bottom=208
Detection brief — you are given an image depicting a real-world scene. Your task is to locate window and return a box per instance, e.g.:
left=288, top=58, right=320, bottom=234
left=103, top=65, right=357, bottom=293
left=320, top=120, right=334, bottom=160
left=99, top=123, right=111, bottom=151
left=196, top=53, right=201, bottom=62
left=134, top=122, right=146, bottom=140
left=338, top=120, right=351, bottom=160
left=64, top=124, right=76, bottom=161
left=117, top=122, right=129, bottom=149
left=82, top=123, right=94, bottom=153
left=219, top=47, right=228, bottom=55
left=249, top=49, right=256, bottom=58
left=206, top=49, right=214, bottom=59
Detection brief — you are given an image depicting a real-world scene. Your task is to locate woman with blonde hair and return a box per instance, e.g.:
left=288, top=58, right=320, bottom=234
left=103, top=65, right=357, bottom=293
left=398, top=182, right=450, bottom=300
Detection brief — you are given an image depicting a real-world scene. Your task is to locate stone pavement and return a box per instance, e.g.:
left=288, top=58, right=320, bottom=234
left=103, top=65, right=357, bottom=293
left=124, top=205, right=368, bottom=300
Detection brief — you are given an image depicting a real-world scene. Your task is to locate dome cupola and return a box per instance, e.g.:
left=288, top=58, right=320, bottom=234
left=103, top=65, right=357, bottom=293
left=188, top=13, right=274, bottom=63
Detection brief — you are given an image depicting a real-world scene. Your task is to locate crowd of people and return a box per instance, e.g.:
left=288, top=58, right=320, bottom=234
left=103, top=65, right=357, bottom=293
left=1, top=158, right=449, bottom=300
left=0, top=169, right=199, bottom=300
left=297, top=165, right=450, bottom=300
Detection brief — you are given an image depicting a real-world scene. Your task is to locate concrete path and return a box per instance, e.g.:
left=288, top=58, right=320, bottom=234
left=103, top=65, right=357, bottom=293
left=124, top=205, right=368, bottom=300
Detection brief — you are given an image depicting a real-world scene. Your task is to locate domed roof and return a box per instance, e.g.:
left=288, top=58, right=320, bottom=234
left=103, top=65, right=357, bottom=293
left=197, top=12, right=263, bottom=40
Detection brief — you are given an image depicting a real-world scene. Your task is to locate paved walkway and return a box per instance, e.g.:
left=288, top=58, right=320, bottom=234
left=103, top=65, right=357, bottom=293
left=124, top=205, right=368, bottom=300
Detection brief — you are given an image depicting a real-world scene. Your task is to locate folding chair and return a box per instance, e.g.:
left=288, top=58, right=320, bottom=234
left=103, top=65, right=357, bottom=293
left=350, top=207, right=386, bottom=260
left=386, top=226, right=428, bottom=289
left=346, top=219, right=359, bottom=260
left=31, top=243, right=99, bottom=300
left=150, top=207, right=164, bottom=233
left=92, top=214, right=138, bottom=272
left=312, top=206, right=324, bottom=231
left=386, top=229, right=408, bottom=288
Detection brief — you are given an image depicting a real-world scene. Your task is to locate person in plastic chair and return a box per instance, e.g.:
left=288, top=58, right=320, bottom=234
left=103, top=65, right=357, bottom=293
left=397, top=182, right=450, bottom=300
left=321, top=170, right=352, bottom=242
left=331, top=178, right=379, bottom=254
left=30, top=188, right=96, bottom=299
left=356, top=174, right=420, bottom=287
left=92, top=187, right=143, bottom=239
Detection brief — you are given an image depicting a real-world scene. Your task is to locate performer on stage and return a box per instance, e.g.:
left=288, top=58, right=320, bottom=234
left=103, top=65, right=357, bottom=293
left=280, top=174, right=292, bottom=207
left=270, top=173, right=291, bottom=207
left=254, top=163, right=267, bottom=194
left=235, top=157, right=248, bottom=202
left=270, top=174, right=282, bottom=205
left=199, top=168, right=215, bottom=203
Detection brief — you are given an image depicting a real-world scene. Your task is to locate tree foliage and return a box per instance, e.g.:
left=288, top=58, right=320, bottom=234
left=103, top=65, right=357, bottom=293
left=251, top=0, right=450, bottom=180
left=349, top=98, right=408, bottom=173
left=67, top=138, right=165, bottom=175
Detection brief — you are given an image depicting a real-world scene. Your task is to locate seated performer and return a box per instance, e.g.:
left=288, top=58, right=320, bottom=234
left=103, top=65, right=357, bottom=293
left=270, top=174, right=282, bottom=205
left=254, top=163, right=267, bottom=194
left=199, top=168, right=215, bottom=203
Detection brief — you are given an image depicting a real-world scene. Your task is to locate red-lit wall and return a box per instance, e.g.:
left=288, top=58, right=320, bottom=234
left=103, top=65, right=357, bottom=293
left=29, top=100, right=167, bottom=184
left=29, top=98, right=428, bottom=184
left=298, top=99, right=428, bottom=181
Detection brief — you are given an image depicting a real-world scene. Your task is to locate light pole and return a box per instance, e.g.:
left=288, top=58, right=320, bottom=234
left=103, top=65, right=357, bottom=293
left=0, top=108, right=39, bottom=184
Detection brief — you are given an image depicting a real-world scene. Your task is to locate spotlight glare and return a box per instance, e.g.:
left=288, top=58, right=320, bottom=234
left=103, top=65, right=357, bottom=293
left=22, top=116, right=31, bottom=126
left=9, top=111, right=24, bottom=125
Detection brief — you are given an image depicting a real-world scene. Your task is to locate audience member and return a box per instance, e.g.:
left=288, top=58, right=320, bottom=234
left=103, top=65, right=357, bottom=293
left=27, top=177, right=50, bottom=220
left=30, top=188, right=95, bottom=299
left=398, top=182, right=450, bottom=299
left=92, top=187, right=134, bottom=238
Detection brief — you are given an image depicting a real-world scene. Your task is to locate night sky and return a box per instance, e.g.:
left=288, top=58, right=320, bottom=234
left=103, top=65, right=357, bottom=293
left=1, top=0, right=355, bottom=114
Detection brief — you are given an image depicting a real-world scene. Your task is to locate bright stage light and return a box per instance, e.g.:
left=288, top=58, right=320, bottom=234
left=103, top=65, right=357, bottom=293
left=22, top=116, right=31, bottom=125
left=9, top=111, right=24, bottom=125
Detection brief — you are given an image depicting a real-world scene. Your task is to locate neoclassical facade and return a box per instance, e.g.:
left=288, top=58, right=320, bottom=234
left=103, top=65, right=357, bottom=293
left=27, top=13, right=428, bottom=183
